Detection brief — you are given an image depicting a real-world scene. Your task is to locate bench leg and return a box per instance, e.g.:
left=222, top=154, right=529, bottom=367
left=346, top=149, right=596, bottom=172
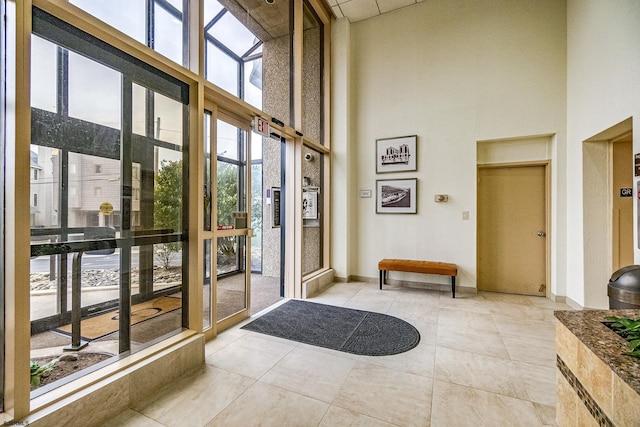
left=379, top=270, right=383, bottom=289
left=451, top=276, right=456, bottom=298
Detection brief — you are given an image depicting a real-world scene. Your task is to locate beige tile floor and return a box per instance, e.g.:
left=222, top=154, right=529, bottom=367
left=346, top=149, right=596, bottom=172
left=102, top=281, right=572, bottom=427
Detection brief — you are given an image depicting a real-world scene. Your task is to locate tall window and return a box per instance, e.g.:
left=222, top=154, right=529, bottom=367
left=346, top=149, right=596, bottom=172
left=29, top=8, right=189, bottom=395
left=204, top=0, right=263, bottom=108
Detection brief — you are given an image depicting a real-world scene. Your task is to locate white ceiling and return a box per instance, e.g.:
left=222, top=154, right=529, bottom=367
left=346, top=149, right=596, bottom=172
left=327, top=0, right=425, bottom=23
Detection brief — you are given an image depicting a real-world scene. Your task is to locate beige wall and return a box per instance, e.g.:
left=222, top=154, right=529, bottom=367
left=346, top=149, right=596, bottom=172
left=332, top=0, right=567, bottom=291
left=566, top=0, right=640, bottom=308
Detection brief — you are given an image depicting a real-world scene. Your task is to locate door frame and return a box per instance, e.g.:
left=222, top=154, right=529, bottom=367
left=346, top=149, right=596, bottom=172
left=477, top=161, right=551, bottom=297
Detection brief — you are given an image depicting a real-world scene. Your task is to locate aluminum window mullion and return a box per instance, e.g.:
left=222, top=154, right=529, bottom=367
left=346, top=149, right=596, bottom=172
left=205, top=33, right=242, bottom=62
left=204, top=9, right=226, bottom=33
left=154, top=0, right=183, bottom=21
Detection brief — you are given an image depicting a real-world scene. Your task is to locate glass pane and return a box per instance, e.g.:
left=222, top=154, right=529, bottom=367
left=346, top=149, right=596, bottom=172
left=216, top=235, right=246, bottom=320
left=302, top=146, right=323, bottom=275
left=30, top=246, right=63, bottom=320
left=217, top=119, right=240, bottom=160
left=251, top=162, right=262, bottom=272
left=204, top=0, right=224, bottom=26
left=67, top=153, right=121, bottom=229
left=154, top=148, right=183, bottom=233
left=132, top=163, right=142, bottom=229
left=68, top=51, right=122, bottom=129
left=154, top=3, right=183, bottom=66
left=203, top=240, right=212, bottom=330
left=206, top=43, right=239, bottom=96
left=208, top=12, right=257, bottom=56
left=153, top=243, right=183, bottom=291
left=244, top=58, right=262, bottom=110
left=30, top=35, right=57, bottom=113
left=251, top=131, right=263, bottom=161
left=30, top=146, right=61, bottom=228
left=132, top=83, right=147, bottom=137
left=204, top=113, right=212, bottom=231
left=154, top=92, right=183, bottom=145
left=217, top=161, right=239, bottom=228
left=70, top=0, right=146, bottom=44
left=79, top=247, right=121, bottom=310
left=302, top=2, right=322, bottom=143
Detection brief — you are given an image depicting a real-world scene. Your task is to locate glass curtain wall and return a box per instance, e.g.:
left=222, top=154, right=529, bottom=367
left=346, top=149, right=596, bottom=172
left=29, top=8, right=189, bottom=394
left=0, top=0, right=331, bottom=414
left=69, top=0, right=188, bottom=67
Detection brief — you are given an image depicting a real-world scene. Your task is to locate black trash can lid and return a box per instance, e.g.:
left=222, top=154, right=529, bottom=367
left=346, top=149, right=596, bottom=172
left=610, top=265, right=640, bottom=283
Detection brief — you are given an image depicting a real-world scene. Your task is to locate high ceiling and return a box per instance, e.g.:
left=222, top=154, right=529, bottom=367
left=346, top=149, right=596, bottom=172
left=220, top=0, right=416, bottom=43
left=327, top=0, right=425, bottom=23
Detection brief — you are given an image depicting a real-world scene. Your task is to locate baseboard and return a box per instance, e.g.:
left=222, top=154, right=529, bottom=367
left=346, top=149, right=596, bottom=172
left=565, top=296, right=584, bottom=310
left=550, top=293, right=567, bottom=304
left=350, top=275, right=377, bottom=284
left=302, top=269, right=335, bottom=298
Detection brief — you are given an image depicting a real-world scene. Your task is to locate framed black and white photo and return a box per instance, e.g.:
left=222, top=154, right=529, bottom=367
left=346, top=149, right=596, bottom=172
left=376, top=135, right=417, bottom=173
left=376, top=178, right=417, bottom=214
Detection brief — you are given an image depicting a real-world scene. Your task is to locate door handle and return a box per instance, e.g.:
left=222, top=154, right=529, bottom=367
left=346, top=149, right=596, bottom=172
left=537, top=231, right=545, bottom=237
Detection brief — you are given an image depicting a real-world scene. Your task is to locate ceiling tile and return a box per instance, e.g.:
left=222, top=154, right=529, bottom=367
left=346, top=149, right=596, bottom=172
left=339, top=0, right=380, bottom=22
left=376, top=0, right=415, bottom=14
left=326, top=0, right=338, bottom=5
left=331, top=5, right=344, bottom=18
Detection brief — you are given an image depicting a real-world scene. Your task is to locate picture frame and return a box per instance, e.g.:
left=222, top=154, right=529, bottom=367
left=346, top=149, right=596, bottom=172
left=302, top=189, right=318, bottom=220
left=376, top=135, right=417, bottom=173
left=376, top=178, right=417, bottom=214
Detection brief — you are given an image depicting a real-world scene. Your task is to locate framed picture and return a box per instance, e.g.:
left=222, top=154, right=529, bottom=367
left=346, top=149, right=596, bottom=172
left=376, top=178, right=417, bottom=214
left=303, top=189, right=318, bottom=220
left=376, top=135, right=417, bottom=173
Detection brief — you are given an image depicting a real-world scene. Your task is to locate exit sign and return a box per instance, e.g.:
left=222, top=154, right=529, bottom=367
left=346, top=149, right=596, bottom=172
left=253, top=117, right=270, bottom=137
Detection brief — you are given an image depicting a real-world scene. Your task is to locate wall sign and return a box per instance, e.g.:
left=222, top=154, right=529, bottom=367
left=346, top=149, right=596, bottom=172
left=272, top=187, right=281, bottom=228
left=620, top=188, right=633, bottom=197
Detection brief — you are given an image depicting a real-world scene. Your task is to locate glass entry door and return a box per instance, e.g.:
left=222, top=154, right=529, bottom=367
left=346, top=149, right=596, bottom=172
left=215, top=117, right=251, bottom=324
left=203, top=107, right=284, bottom=332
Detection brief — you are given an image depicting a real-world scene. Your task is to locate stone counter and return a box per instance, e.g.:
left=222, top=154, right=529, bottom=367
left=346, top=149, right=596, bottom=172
left=555, top=309, right=640, bottom=426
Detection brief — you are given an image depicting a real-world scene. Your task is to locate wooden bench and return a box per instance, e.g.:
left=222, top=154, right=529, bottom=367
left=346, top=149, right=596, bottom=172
left=378, top=259, right=458, bottom=298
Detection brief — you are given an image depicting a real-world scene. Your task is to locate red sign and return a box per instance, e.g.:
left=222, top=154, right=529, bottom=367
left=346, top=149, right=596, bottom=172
left=254, top=117, right=270, bottom=137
